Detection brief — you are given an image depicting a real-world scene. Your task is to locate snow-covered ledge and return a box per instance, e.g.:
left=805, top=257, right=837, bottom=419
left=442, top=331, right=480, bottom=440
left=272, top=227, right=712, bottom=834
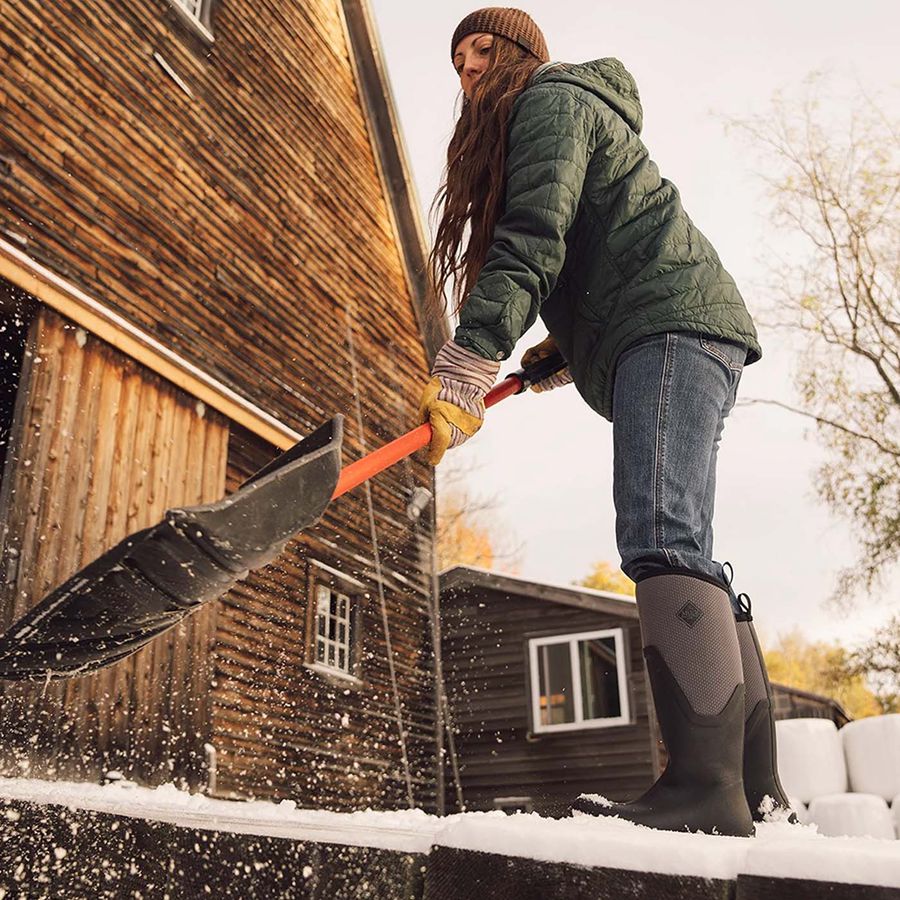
left=0, top=777, right=439, bottom=855
left=0, top=777, right=897, bottom=890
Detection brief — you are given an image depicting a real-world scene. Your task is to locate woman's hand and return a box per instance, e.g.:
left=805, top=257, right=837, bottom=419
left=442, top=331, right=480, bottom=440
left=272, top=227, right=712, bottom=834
left=521, top=335, right=573, bottom=392
left=418, top=340, right=500, bottom=466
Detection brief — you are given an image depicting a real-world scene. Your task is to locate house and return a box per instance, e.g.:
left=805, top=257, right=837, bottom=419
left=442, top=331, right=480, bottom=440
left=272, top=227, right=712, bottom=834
left=439, top=565, right=848, bottom=816
left=0, top=0, right=448, bottom=812
left=439, top=566, right=654, bottom=816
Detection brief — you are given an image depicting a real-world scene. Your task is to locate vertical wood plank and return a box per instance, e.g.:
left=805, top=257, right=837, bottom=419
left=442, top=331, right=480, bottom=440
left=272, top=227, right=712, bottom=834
left=106, top=363, right=147, bottom=767
left=0, top=310, right=228, bottom=787
left=0, top=0, right=440, bottom=807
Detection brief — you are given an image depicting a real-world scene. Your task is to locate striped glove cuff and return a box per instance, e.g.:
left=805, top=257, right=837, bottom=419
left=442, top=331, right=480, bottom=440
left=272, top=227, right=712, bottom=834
left=532, top=367, right=574, bottom=393
left=431, top=340, right=500, bottom=412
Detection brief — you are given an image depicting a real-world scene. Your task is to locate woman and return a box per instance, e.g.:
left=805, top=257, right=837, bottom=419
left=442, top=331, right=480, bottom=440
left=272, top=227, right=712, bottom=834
left=419, top=8, right=794, bottom=836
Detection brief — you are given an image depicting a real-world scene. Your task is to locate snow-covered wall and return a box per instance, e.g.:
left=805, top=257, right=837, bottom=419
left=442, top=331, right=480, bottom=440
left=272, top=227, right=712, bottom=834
left=0, top=777, right=897, bottom=892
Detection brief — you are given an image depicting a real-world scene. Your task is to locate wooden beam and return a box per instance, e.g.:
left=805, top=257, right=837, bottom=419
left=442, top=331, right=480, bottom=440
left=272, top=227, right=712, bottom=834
left=0, top=237, right=302, bottom=450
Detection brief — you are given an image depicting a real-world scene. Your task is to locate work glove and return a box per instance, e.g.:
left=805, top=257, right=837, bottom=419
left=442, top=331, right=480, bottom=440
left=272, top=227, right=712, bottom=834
left=418, top=340, right=500, bottom=466
left=521, top=335, right=573, bottom=393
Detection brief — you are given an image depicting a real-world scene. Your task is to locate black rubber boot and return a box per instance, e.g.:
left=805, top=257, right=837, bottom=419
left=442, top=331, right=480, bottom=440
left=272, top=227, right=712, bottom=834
left=572, top=572, right=754, bottom=837
left=734, top=599, right=797, bottom=823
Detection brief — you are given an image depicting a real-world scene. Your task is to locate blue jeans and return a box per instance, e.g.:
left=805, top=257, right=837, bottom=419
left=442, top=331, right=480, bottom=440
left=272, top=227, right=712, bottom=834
left=612, top=332, right=745, bottom=608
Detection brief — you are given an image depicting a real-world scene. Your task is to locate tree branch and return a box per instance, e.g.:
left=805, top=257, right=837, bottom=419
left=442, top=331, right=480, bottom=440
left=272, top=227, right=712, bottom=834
left=737, top=397, right=900, bottom=457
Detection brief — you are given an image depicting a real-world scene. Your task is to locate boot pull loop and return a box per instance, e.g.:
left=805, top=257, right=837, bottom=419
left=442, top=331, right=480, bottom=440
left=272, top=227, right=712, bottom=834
left=736, top=592, right=753, bottom=622
left=722, top=561, right=735, bottom=586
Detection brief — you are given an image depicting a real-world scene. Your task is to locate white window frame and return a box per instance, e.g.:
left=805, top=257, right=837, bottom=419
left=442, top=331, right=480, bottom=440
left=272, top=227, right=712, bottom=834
left=528, top=628, right=630, bottom=734
left=167, top=0, right=215, bottom=43
left=172, top=0, right=203, bottom=16
left=311, top=583, right=356, bottom=679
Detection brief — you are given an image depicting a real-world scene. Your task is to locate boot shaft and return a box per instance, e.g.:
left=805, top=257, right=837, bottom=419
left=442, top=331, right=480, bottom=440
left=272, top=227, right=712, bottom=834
left=636, top=572, right=747, bottom=789
left=735, top=616, right=795, bottom=818
left=637, top=571, right=743, bottom=717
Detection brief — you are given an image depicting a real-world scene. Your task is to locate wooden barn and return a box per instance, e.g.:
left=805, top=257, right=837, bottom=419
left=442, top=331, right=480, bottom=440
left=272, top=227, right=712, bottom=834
left=0, top=0, right=449, bottom=812
left=439, top=566, right=849, bottom=816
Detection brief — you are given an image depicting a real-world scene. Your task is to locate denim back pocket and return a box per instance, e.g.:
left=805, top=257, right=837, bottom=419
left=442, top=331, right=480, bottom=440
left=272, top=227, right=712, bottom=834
left=698, top=336, right=746, bottom=376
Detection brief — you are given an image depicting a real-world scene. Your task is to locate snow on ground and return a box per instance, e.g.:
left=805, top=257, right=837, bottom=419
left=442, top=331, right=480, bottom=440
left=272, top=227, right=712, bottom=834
left=0, top=777, right=440, bottom=854
left=0, top=777, right=898, bottom=888
left=748, top=820, right=900, bottom=887
left=436, top=810, right=749, bottom=881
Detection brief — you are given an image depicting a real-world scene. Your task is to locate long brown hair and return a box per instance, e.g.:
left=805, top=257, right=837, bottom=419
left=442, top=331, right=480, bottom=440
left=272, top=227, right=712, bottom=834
left=429, top=37, right=541, bottom=313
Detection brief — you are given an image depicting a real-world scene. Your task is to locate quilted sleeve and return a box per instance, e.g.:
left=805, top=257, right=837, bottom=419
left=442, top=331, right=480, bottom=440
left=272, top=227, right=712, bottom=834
left=454, top=84, right=596, bottom=361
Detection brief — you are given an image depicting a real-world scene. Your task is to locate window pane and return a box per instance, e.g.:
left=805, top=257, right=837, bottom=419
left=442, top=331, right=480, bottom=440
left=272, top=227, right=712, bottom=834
left=579, top=636, right=622, bottom=720
left=537, top=642, right=574, bottom=725
left=312, top=579, right=358, bottom=674
left=330, top=616, right=339, bottom=642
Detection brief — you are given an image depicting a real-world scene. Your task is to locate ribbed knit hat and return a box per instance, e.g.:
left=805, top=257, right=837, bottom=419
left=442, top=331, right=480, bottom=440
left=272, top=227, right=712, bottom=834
left=451, top=8, right=549, bottom=65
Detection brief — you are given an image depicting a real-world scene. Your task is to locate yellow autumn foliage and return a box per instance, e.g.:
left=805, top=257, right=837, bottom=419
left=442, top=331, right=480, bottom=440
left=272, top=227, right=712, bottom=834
left=763, top=629, right=882, bottom=719
left=576, top=560, right=635, bottom=597
left=436, top=489, right=495, bottom=571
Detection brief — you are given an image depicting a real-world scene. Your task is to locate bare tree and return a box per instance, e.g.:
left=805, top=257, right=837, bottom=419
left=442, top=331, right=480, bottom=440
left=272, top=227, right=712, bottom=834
left=731, top=76, right=900, bottom=603
left=846, top=615, right=900, bottom=714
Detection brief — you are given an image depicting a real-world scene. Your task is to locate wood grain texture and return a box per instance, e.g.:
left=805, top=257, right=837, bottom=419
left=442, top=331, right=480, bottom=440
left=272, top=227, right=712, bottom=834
left=0, top=308, right=228, bottom=787
left=0, top=0, right=440, bottom=808
left=208, top=425, right=438, bottom=810
left=0, top=0, right=434, bottom=458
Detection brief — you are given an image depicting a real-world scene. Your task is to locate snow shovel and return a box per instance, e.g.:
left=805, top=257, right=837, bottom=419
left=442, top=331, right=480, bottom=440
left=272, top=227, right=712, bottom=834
left=0, top=352, right=566, bottom=680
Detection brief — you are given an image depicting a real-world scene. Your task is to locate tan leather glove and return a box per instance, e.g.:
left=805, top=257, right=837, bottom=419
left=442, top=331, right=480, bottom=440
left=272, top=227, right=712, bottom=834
left=418, top=340, right=500, bottom=466
left=521, top=335, right=573, bottom=393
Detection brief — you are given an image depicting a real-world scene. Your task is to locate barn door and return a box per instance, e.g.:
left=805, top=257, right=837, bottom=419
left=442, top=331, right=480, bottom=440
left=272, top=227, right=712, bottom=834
left=0, top=304, right=228, bottom=787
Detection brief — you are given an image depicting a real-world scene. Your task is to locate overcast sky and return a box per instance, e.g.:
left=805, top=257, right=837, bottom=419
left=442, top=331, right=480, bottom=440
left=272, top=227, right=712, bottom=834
left=367, top=0, right=898, bottom=644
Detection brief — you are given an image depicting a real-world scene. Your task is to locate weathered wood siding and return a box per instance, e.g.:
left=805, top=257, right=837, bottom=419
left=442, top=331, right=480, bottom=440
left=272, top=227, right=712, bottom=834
left=0, top=306, right=227, bottom=786
left=441, top=585, right=656, bottom=816
left=0, top=0, right=432, bottom=475
left=209, top=426, right=437, bottom=810
left=0, top=0, right=440, bottom=808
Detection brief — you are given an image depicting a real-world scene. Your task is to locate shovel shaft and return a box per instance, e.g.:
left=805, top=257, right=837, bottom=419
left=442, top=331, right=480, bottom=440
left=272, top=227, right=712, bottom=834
left=332, top=372, right=524, bottom=500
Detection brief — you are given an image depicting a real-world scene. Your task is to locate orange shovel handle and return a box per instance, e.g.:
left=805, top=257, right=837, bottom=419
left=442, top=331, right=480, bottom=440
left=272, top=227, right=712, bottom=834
left=331, top=372, right=524, bottom=501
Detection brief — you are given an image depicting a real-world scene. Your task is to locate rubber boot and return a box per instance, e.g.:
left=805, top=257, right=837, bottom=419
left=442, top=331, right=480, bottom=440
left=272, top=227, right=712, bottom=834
left=734, top=597, right=798, bottom=823
left=572, top=571, right=754, bottom=836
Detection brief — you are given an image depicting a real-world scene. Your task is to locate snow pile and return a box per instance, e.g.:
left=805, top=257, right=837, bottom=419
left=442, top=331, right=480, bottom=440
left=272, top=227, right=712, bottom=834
left=807, top=793, right=896, bottom=840
left=787, top=797, right=811, bottom=826
left=438, top=812, right=900, bottom=888
left=748, top=820, right=900, bottom=887
left=437, top=810, right=748, bottom=881
left=775, top=718, right=848, bottom=803
left=842, top=714, right=900, bottom=800
left=0, top=777, right=442, bottom=853
left=0, top=777, right=898, bottom=888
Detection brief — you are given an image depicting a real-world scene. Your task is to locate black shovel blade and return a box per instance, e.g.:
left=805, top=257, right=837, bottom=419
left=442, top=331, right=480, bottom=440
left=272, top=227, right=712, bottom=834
left=0, top=416, right=344, bottom=680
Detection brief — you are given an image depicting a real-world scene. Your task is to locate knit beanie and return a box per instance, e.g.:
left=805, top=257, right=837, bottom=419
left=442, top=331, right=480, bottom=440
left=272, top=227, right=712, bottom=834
left=451, top=8, right=549, bottom=64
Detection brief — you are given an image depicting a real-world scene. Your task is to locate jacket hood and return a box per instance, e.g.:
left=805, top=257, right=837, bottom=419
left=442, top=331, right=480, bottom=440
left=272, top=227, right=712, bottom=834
left=532, top=58, right=643, bottom=135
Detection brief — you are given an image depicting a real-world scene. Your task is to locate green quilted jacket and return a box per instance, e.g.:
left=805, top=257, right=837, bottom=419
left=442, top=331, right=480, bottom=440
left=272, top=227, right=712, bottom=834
left=454, top=58, right=761, bottom=420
